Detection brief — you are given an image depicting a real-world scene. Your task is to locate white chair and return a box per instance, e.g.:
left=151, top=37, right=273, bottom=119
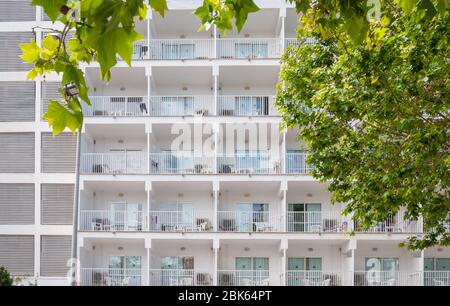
left=241, top=278, right=255, bottom=286
left=433, top=279, right=445, bottom=286
left=104, top=276, right=113, bottom=286
left=180, top=277, right=194, bottom=286
left=321, top=279, right=331, bottom=286
left=382, top=278, right=396, bottom=286
left=169, top=278, right=180, bottom=286
left=258, top=278, right=270, bottom=286
left=121, top=277, right=131, bottom=286
left=197, top=222, right=208, bottom=232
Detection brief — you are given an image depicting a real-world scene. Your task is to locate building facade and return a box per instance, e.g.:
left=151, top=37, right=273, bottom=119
left=0, top=0, right=448, bottom=286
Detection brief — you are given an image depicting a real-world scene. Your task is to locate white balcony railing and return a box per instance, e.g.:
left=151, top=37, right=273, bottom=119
left=81, top=152, right=147, bottom=174
left=286, top=271, right=342, bottom=286
left=217, top=153, right=282, bottom=174
left=84, top=96, right=149, bottom=117
left=218, top=270, right=270, bottom=286
left=217, top=38, right=282, bottom=59
left=148, top=39, right=215, bottom=60
left=286, top=152, right=313, bottom=174
left=217, top=95, right=276, bottom=116
left=149, top=269, right=213, bottom=286
left=353, top=271, right=423, bottom=286
left=354, top=213, right=423, bottom=233
left=149, top=152, right=214, bottom=174
left=79, top=210, right=145, bottom=232
left=217, top=211, right=281, bottom=232
left=284, top=38, right=316, bottom=49
left=132, top=40, right=149, bottom=60
left=424, top=271, right=450, bottom=286
left=80, top=268, right=142, bottom=286
left=148, top=210, right=213, bottom=232
left=286, top=211, right=349, bottom=233
left=149, top=96, right=214, bottom=116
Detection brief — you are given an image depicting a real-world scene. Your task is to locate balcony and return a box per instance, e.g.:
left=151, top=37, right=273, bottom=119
left=81, top=152, right=147, bottom=175
left=149, top=152, right=214, bottom=174
left=85, top=96, right=149, bottom=117
left=217, top=270, right=270, bottom=286
left=353, top=271, right=423, bottom=286
left=149, top=95, right=214, bottom=116
left=286, top=271, right=343, bottom=286
left=148, top=210, right=213, bottom=232
left=80, top=268, right=142, bottom=286
left=79, top=210, right=145, bottom=232
left=217, top=95, right=276, bottom=116
left=286, top=152, right=313, bottom=174
left=217, top=38, right=282, bottom=59
left=286, top=211, right=349, bottom=233
left=354, top=214, right=423, bottom=233
left=149, top=269, right=213, bottom=286
left=217, top=153, right=281, bottom=174
left=148, top=39, right=215, bottom=60
left=424, top=271, right=450, bottom=286
left=217, top=211, right=281, bottom=232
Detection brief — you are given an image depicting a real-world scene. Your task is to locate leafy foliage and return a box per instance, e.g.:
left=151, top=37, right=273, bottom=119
left=0, top=267, right=13, bottom=286
left=277, top=1, right=450, bottom=249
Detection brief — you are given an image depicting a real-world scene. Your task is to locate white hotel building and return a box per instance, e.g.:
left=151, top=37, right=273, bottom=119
left=0, top=0, right=449, bottom=286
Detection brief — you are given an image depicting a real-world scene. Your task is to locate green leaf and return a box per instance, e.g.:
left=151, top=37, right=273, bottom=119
left=149, top=0, right=168, bottom=16
left=32, top=0, right=68, bottom=22
left=19, top=40, right=40, bottom=63
left=43, top=100, right=82, bottom=135
left=398, top=0, right=419, bottom=14
left=42, top=35, right=59, bottom=52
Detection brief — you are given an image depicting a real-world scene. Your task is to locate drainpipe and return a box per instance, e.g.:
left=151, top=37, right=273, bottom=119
left=70, top=127, right=82, bottom=286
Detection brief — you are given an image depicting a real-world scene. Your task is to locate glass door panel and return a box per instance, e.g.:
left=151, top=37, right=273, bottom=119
left=111, top=203, right=126, bottom=231
left=235, top=203, right=253, bottom=231
left=305, top=204, right=321, bottom=232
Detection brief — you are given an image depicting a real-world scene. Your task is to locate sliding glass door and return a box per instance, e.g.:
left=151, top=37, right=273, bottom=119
left=235, top=203, right=269, bottom=232
left=161, top=256, right=194, bottom=286
left=108, top=255, right=141, bottom=286
left=288, top=203, right=321, bottom=232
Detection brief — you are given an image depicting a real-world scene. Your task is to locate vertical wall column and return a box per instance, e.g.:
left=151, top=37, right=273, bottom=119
left=280, top=239, right=288, bottom=286
left=145, top=181, right=152, bottom=231
left=212, top=66, right=219, bottom=116
left=213, top=123, right=220, bottom=173
left=280, top=181, right=287, bottom=232
left=213, top=238, right=220, bottom=286
left=146, top=67, right=152, bottom=116
left=146, top=123, right=152, bottom=174
left=213, top=181, right=219, bottom=231
left=145, top=238, right=152, bottom=286
left=281, top=128, right=287, bottom=174
left=146, top=6, right=152, bottom=60
left=213, top=25, right=218, bottom=58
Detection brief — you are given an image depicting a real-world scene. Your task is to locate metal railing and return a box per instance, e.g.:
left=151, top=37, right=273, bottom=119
left=284, top=38, right=316, bottom=49
left=80, top=268, right=142, bottom=286
left=217, top=38, right=283, bottom=59
left=149, top=96, right=214, bottom=116
left=149, top=152, right=214, bottom=174
left=217, top=211, right=281, bottom=232
left=148, top=210, right=213, bottom=232
left=79, top=210, right=145, bottom=232
left=353, top=271, right=423, bottom=286
left=84, top=96, right=149, bottom=117
left=132, top=40, right=149, bottom=60
left=81, top=152, right=147, bottom=174
left=424, top=271, right=450, bottom=286
left=149, top=269, right=213, bottom=286
left=286, top=152, right=313, bottom=174
left=286, top=271, right=342, bottom=286
left=217, top=95, right=276, bottom=116
left=217, top=270, right=270, bottom=286
left=148, top=39, right=215, bottom=60
left=217, top=153, right=282, bottom=174
left=354, top=213, right=423, bottom=233
left=286, top=211, right=349, bottom=233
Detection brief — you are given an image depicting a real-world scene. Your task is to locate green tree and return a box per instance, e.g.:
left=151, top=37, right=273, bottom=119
left=0, top=267, right=13, bottom=286
left=277, top=1, right=449, bottom=249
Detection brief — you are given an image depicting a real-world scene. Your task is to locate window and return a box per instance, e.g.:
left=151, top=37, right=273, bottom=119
left=234, top=96, right=269, bottom=116
left=364, top=257, right=399, bottom=286
left=162, top=43, right=195, bottom=59
left=160, top=256, right=194, bottom=286
left=288, top=203, right=321, bottom=232
left=424, top=258, right=450, bottom=286
left=160, top=96, right=194, bottom=116
left=235, top=203, right=269, bottom=231
left=235, top=42, right=268, bottom=58
left=108, top=255, right=141, bottom=286
left=235, top=257, right=269, bottom=286
left=287, top=257, right=322, bottom=285
left=110, top=202, right=143, bottom=231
